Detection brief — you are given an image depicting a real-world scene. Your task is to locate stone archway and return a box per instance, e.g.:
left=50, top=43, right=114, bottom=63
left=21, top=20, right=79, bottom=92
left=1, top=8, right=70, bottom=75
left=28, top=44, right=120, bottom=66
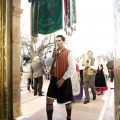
left=11, top=0, right=23, bottom=118
left=10, top=0, right=23, bottom=118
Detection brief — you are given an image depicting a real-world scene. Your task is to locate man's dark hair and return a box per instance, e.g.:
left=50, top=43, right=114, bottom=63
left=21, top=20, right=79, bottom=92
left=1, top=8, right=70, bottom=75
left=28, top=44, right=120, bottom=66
left=87, top=50, right=93, bottom=55
left=23, top=56, right=31, bottom=63
left=56, top=35, right=65, bottom=41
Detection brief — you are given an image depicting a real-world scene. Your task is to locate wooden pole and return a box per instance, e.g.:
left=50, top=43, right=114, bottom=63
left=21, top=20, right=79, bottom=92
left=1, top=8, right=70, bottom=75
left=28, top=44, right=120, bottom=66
left=54, top=34, right=58, bottom=81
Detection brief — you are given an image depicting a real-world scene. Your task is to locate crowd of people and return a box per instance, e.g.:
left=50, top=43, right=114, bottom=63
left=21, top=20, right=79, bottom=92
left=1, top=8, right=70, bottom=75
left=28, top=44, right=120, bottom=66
left=21, top=35, right=114, bottom=120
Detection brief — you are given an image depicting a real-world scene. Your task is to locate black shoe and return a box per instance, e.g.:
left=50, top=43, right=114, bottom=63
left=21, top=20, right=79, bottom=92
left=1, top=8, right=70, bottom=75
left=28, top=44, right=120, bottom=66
left=98, top=92, right=102, bottom=95
left=38, top=94, right=44, bottom=96
left=93, top=96, right=96, bottom=100
left=28, top=90, right=31, bottom=92
left=98, top=93, right=101, bottom=96
left=72, top=100, right=75, bottom=103
left=34, top=91, right=37, bottom=95
left=98, top=91, right=103, bottom=95
left=83, top=100, right=89, bottom=104
left=110, top=88, right=114, bottom=89
left=34, top=92, right=37, bottom=96
left=66, top=117, right=71, bottom=120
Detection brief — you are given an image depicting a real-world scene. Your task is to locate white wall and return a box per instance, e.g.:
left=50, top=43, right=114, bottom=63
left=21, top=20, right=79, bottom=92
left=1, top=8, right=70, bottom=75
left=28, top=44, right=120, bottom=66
left=71, top=0, right=115, bottom=57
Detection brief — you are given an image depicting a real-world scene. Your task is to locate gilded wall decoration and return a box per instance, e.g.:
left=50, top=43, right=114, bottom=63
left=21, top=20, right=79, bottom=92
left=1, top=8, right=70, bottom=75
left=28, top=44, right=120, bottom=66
left=0, top=0, right=8, bottom=119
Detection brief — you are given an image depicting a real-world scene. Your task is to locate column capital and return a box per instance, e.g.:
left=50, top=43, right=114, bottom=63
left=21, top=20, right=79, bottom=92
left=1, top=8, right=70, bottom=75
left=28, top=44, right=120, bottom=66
left=13, top=6, right=23, bottom=16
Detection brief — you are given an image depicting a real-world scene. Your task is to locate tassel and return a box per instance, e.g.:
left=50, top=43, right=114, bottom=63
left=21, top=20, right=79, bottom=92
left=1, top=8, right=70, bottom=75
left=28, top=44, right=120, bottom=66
left=32, top=36, right=38, bottom=43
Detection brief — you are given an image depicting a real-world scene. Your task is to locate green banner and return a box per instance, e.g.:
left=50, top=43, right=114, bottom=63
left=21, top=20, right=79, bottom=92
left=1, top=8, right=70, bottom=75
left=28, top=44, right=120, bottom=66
left=31, top=0, right=63, bottom=35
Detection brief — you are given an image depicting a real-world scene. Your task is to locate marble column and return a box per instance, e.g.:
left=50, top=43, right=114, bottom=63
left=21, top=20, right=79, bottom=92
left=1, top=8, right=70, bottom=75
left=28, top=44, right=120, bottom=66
left=113, top=0, right=120, bottom=119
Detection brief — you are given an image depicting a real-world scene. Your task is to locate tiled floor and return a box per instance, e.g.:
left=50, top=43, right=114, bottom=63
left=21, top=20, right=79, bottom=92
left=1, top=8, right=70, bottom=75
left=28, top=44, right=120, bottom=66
left=16, top=79, right=114, bottom=120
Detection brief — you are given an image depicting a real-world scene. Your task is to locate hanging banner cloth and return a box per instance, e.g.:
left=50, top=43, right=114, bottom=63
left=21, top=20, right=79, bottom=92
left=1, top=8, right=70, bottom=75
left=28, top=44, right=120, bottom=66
left=67, top=0, right=71, bottom=28
left=72, top=0, right=77, bottom=24
left=67, top=0, right=77, bottom=28
left=64, top=0, right=68, bottom=28
left=30, top=0, right=63, bottom=36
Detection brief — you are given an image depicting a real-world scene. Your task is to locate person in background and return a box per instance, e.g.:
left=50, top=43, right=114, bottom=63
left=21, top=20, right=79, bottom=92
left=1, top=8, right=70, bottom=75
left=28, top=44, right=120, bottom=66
left=103, top=58, right=109, bottom=80
left=23, top=56, right=34, bottom=92
left=82, top=50, right=98, bottom=104
left=30, top=56, right=45, bottom=96
left=95, top=56, right=108, bottom=95
left=45, top=35, right=76, bottom=120
left=107, top=59, right=114, bottom=89
left=79, top=53, right=87, bottom=85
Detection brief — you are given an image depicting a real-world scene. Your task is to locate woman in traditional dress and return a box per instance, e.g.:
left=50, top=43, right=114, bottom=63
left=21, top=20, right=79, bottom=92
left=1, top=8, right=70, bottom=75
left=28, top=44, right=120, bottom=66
left=72, top=63, right=83, bottom=102
left=95, top=56, right=108, bottom=95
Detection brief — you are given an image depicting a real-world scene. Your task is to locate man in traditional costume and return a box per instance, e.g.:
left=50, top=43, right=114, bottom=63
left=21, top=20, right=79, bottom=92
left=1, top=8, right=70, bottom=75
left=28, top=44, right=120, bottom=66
left=45, top=35, right=76, bottom=120
left=83, top=50, right=98, bottom=104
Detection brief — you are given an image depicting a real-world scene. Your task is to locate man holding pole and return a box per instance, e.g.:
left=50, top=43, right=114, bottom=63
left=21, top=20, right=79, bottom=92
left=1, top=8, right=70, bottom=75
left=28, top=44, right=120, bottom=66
left=45, top=35, right=76, bottom=120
